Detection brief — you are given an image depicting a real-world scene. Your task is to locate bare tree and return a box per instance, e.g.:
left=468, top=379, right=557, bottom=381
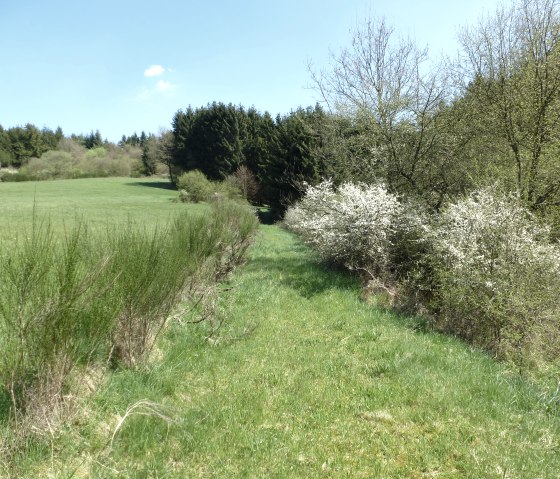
left=310, top=17, right=454, bottom=203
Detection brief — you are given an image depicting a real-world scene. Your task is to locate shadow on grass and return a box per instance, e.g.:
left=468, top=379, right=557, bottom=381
left=126, top=181, right=176, bottom=191
left=247, top=252, right=359, bottom=299
left=247, top=235, right=434, bottom=334
left=0, top=388, right=12, bottom=424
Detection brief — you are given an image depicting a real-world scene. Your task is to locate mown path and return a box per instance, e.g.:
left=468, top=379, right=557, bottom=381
left=32, top=225, right=560, bottom=478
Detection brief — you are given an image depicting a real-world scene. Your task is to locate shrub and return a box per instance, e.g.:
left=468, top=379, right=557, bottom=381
left=0, top=220, right=116, bottom=423
left=285, top=180, right=560, bottom=371
left=431, top=188, right=560, bottom=365
left=108, top=200, right=258, bottom=365
left=0, top=201, right=259, bottom=425
left=9, top=142, right=141, bottom=181
left=177, top=170, right=213, bottom=202
left=284, top=180, right=403, bottom=277
left=213, top=176, right=243, bottom=202
left=177, top=170, right=250, bottom=204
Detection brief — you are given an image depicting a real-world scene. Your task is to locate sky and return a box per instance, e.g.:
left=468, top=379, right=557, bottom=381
left=0, top=0, right=502, bottom=142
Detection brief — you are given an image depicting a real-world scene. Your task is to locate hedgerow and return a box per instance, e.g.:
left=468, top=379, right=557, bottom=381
left=285, top=182, right=560, bottom=371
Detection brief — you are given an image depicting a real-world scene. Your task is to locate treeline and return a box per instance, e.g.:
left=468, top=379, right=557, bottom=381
left=0, top=123, right=172, bottom=181
left=168, top=0, right=560, bottom=231
left=0, top=124, right=64, bottom=168
left=0, top=125, right=119, bottom=168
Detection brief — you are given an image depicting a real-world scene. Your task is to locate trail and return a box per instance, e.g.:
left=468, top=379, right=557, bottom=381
left=136, top=225, right=559, bottom=478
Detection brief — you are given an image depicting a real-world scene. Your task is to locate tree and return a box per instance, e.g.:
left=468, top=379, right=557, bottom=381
left=0, top=125, right=14, bottom=167
left=456, top=0, right=560, bottom=208
left=243, top=107, right=277, bottom=177
left=140, top=131, right=147, bottom=147
left=157, top=129, right=174, bottom=180
left=140, top=134, right=158, bottom=175
left=310, top=17, right=455, bottom=204
left=54, top=126, right=64, bottom=143
left=84, top=130, right=103, bottom=149
left=139, top=132, right=173, bottom=177
left=171, top=102, right=246, bottom=180
left=6, top=124, right=46, bottom=166
left=259, top=106, right=325, bottom=215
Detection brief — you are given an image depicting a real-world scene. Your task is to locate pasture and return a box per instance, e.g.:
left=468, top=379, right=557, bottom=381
left=0, top=177, right=203, bottom=241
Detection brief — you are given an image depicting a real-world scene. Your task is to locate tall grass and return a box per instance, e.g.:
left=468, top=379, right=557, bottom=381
left=0, top=200, right=258, bottom=429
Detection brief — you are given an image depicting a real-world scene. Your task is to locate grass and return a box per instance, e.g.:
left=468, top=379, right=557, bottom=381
left=0, top=177, right=206, bottom=241
left=0, top=179, right=259, bottom=466
left=6, top=223, right=558, bottom=478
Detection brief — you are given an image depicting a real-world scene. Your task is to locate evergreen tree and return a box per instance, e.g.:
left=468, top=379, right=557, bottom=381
left=171, top=102, right=246, bottom=180
left=259, top=106, right=324, bottom=216
left=54, top=126, right=64, bottom=143
left=140, top=134, right=158, bottom=175
left=84, top=130, right=103, bottom=149
left=6, top=124, right=46, bottom=166
left=0, top=125, right=14, bottom=167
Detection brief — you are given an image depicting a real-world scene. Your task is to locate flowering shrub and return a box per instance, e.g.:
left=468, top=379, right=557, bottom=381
left=284, top=180, right=403, bottom=277
left=286, top=181, right=560, bottom=370
left=433, top=189, right=560, bottom=364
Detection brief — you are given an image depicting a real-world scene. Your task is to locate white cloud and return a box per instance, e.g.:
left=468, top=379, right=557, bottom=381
left=144, top=65, right=166, bottom=77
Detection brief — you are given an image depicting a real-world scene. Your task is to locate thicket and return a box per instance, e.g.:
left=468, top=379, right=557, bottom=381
left=433, top=190, right=560, bottom=367
left=285, top=182, right=560, bottom=373
left=0, top=202, right=258, bottom=433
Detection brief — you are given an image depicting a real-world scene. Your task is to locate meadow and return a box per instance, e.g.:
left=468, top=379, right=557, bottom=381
left=1, top=178, right=559, bottom=478
left=0, top=177, right=203, bottom=241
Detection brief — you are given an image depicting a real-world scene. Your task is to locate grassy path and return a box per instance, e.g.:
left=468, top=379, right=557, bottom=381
left=24, top=225, right=560, bottom=478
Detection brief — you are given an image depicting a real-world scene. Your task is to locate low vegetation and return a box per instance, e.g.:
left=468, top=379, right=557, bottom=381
left=0, top=184, right=258, bottom=460
left=3, top=226, right=559, bottom=477
left=285, top=181, right=560, bottom=376
left=177, top=167, right=259, bottom=204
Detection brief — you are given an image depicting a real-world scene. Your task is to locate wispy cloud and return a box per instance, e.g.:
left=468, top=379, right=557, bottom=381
left=156, top=80, right=173, bottom=92
left=135, top=65, right=176, bottom=101
left=134, top=89, right=153, bottom=102
left=134, top=81, right=177, bottom=102
left=144, top=65, right=166, bottom=77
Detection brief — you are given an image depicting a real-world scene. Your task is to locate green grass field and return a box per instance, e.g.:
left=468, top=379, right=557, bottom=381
left=0, top=177, right=205, bottom=241
left=1, top=178, right=559, bottom=478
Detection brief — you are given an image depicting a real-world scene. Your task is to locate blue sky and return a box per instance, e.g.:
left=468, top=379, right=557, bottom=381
left=0, top=0, right=501, bottom=142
